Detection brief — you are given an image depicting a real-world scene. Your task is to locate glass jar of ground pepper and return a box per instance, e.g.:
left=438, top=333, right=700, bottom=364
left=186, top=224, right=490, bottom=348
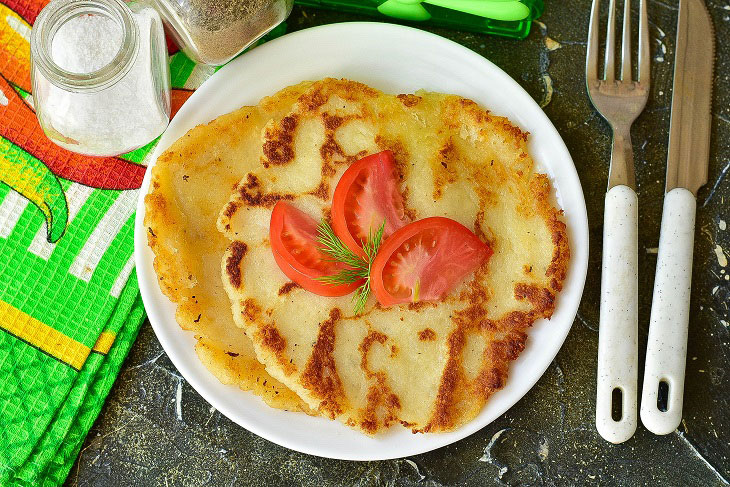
left=152, top=0, right=294, bottom=66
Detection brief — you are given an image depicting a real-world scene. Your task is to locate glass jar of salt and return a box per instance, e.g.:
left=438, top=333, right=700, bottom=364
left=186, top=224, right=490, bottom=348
left=152, top=0, right=294, bottom=66
left=31, top=0, right=170, bottom=157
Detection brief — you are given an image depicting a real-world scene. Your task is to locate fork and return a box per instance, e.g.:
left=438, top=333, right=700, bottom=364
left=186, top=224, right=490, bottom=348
left=586, top=0, right=650, bottom=444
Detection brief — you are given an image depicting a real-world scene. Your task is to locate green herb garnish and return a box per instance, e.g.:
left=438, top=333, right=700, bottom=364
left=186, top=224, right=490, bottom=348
left=316, top=220, right=386, bottom=315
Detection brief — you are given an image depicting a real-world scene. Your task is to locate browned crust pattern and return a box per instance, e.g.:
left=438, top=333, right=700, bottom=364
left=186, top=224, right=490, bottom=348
left=357, top=330, right=402, bottom=433
left=308, top=181, right=330, bottom=200
left=278, top=282, right=301, bottom=296
left=532, top=175, right=571, bottom=292
left=237, top=173, right=294, bottom=208
left=256, top=323, right=296, bottom=376
left=397, top=93, right=421, bottom=107
left=433, top=139, right=458, bottom=200
left=300, top=308, right=347, bottom=418
left=225, top=242, right=247, bottom=289
left=418, top=328, right=437, bottom=341
left=472, top=329, right=527, bottom=398
left=422, top=326, right=467, bottom=432
left=262, top=114, right=299, bottom=167
left=241, top=298, right=262, bottom=322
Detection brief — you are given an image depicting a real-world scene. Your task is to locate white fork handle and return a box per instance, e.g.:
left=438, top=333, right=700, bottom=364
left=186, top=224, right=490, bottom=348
left=597, top=185, right=638, bottom=444
left=641, top=188, right=696, bottom=435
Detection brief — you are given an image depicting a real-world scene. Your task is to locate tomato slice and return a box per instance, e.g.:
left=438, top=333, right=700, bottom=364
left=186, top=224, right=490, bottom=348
left=371, top=217, right=492, bottom=306
left=331, top=150, right=408, bottom=258
left=270, top=201, right=363, bottom=297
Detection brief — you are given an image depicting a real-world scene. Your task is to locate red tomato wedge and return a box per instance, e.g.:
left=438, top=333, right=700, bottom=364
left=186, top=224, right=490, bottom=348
left=331, top=150, right=408, bottom=258
left=371, top=217, right=493, bottom=306
left=270, top=201, right=363, bottom=296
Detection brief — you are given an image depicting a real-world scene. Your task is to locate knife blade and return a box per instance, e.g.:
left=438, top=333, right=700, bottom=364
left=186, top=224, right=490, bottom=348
left=641, top=0, right=715, bottom=435
left=665, top=0, right=714, bottom=195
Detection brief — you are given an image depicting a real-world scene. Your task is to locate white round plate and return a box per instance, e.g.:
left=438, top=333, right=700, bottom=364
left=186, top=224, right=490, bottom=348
left=135, top=22, right=588, bottom=461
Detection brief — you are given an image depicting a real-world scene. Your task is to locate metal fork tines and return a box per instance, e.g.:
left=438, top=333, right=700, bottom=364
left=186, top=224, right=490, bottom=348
left=587, top=0, right=650, bottom=189
left=587, top=0, right=650, bottom=445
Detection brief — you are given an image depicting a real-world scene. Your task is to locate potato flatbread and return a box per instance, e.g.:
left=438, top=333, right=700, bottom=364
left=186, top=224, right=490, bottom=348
left=219, top=79, right=569, bottom=433
left=145, top=82, right=315, bottom=412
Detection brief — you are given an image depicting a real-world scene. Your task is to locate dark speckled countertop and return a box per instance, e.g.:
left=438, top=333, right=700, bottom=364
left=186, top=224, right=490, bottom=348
left=65, top=1, right=729, bottom=485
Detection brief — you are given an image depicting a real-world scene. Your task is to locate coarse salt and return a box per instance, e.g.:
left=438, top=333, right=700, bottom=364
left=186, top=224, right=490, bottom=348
left=51, top=14, right=122, bottom=73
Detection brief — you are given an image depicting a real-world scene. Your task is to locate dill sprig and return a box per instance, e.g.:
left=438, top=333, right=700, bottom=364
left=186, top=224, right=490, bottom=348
left=315, top=220, right=386, bottom=315
left=316, top=222, right=368, bottom=273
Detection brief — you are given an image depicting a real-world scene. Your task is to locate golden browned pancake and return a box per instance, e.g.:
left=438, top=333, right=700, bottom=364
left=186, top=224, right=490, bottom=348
left=218, top=79, right=570, bottom=433
left=144, top=82, right=314, bottom=412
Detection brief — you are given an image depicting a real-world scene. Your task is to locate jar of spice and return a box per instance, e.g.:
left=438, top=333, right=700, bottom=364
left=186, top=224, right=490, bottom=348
left=151, top=0, right=294, bottom=66
left=31, top=0, right=171, bottom=157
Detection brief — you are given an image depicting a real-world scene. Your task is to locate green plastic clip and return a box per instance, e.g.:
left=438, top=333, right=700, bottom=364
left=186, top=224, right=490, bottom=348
left=378, top=0, right=530, bottom=22
left=293, top=0, right=544, bottom=39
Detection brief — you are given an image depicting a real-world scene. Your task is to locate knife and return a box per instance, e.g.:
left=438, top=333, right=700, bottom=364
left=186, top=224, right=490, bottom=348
left=640, top=0, right=714, bottom=435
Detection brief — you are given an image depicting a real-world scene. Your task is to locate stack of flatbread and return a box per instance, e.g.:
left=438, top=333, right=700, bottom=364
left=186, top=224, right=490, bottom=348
left=144, top=79, right=569, bottom=434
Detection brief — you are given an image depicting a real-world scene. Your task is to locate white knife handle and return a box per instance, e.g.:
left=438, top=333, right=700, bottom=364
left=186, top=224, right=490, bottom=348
left=597, top=185, right=638, bottom=444
left=640, top=188, right=696, bottom=435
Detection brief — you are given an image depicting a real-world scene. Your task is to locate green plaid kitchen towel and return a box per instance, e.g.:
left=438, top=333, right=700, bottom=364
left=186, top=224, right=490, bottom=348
left=0, top=1, right=287, bottom=484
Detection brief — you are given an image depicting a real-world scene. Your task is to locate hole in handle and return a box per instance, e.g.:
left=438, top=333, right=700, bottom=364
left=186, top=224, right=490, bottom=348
left=611, top=388, right=623, bottom=421
left=657, top=380, right=669, bottom=412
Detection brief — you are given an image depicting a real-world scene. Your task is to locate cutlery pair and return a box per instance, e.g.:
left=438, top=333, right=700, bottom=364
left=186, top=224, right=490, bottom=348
left=586, top=0, right=714, bottom=443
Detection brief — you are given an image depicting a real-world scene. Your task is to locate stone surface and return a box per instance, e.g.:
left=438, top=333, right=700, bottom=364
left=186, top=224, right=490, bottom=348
left=66, top=1, right=730, bottom=485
